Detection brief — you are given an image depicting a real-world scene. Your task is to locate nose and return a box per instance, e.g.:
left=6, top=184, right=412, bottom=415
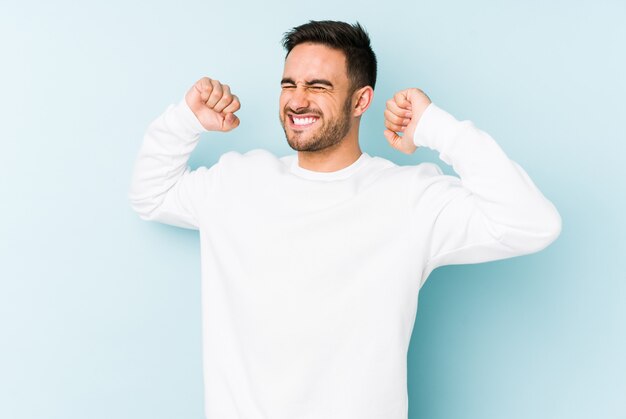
left=286, top=86, right=310, bottom=111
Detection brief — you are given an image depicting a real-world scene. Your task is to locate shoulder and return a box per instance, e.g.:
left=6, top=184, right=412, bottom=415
left=367, top=155, right=444, bottom=180
left=217, top=148, right=283, bottom=167
left=218, top=148, right=277, bottom=162
left=215, top=148, right=290, bottom=178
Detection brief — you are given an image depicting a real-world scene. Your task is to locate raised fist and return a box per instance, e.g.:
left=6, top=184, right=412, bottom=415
left=185, top=77, right=241, bottom=132
left=383, top=88, right=431, bottom=154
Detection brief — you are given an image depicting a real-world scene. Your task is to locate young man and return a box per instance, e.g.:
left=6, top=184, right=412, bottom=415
left=130, top=20, right=560, bottom=419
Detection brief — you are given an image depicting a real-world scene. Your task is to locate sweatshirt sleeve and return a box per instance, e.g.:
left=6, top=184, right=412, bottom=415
left=410, top=103, right=562, bottom=283
left=128, top=98, right=217, bottom=230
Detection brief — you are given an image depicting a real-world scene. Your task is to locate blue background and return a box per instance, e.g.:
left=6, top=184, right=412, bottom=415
left=1, top=1, right=624, bottom=418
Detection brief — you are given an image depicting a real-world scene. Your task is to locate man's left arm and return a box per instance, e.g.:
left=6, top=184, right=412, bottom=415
left=385, top=88, right=562, bottom=277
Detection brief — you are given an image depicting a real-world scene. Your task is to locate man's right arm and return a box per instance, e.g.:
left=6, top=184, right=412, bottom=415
left=128, top=77, right=241, bottom=229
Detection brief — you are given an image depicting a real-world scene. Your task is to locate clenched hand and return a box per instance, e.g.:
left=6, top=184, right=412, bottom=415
left=384, top=88, right=431, bottom=154
left=185, top=77, right=241, bottom=132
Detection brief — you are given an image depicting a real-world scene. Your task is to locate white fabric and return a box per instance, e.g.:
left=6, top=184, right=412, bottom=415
left=129, top=98, right=561, bottom=419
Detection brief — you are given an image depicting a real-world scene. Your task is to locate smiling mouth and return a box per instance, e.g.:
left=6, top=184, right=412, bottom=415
left=289, top=114, right=320, bottom=129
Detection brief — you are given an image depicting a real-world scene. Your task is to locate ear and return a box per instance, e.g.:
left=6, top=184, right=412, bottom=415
left=352, top=86, right=374, bottom=117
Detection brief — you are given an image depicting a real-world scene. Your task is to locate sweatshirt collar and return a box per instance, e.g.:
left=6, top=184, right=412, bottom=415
left=288, top=152, right=371, bottom=181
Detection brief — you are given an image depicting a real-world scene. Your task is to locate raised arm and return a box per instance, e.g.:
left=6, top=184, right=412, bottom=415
left=384, top=88, right=561, bottom=280
left=128, top=77, right=241, bottom=229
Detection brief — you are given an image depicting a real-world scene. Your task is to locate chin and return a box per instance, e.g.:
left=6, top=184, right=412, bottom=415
left=284, top=129, right=314, bottom=151
left=288, top=137, right=341, bottom=153
left=286, top=138, right=313, bottom=152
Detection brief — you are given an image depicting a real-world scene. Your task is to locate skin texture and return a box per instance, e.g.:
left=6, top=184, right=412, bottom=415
left=383, top=88, right=432, bottom=154
left=184, top=42, right=432, bottom=171
left=185, top=77, right=241, bottom=132
left=279, top=43, right=373, bottom=171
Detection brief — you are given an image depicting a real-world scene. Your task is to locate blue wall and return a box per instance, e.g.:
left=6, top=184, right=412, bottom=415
left=1, top=1, right=624, bottom=418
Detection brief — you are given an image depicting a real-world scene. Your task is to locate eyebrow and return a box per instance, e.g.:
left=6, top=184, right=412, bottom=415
left=280, top=78, right=334, bottom=88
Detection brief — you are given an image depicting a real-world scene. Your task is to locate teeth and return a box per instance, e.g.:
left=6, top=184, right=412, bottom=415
left=293, top=117, right=317, bottom=126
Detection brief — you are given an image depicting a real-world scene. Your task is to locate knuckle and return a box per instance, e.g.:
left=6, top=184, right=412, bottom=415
left=198, top=79, right=210, bottom=91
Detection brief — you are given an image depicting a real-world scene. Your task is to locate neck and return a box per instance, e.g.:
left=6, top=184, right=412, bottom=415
left=297, top=125, right=362, bottom=172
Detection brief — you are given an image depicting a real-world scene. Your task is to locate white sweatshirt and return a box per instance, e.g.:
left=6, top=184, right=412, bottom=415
left=129, top=98, right=561, bottom=419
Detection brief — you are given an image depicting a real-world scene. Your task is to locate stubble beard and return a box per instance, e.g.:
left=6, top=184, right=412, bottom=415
left=281, top=98, right=353, bottom=152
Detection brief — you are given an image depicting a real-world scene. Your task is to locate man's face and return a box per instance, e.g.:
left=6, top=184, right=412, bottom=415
left=279, top=43, right=354, bottom=152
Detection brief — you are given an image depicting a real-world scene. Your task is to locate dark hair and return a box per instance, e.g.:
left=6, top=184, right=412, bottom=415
left=282, top=20, right=377, bottom=91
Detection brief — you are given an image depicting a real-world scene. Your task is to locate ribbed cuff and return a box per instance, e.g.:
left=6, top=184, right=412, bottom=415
left=412, top=103, right=460, bottom=149
left=164, top=96, right=208, bottom=140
